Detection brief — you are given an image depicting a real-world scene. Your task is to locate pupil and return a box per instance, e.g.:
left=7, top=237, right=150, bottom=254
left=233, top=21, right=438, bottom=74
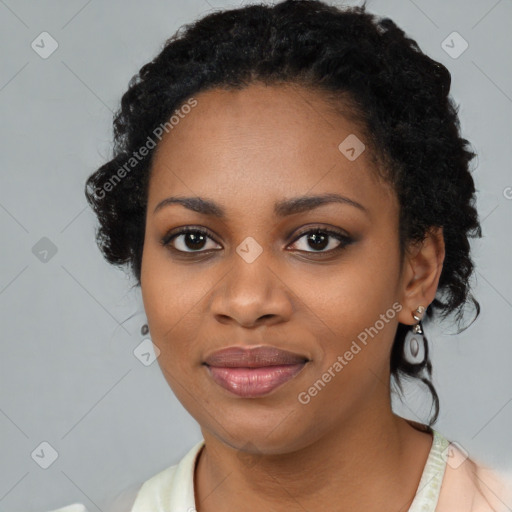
left=308, top=231, right=328, bottom=251
left=186, top=232, right=206, bottom=250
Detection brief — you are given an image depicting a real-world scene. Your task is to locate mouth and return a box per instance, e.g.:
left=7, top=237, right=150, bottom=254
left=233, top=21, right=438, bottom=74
left=204, top=363, right=307, bottom=397
left=203, top=345, right=309, bottom=398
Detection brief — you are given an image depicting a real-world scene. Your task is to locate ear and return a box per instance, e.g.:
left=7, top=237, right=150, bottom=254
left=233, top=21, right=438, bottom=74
left=397, top=226, right=445, bottom=326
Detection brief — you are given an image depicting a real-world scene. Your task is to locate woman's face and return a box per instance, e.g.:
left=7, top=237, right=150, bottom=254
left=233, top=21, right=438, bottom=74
left=141, top=83, right=415, bottom=454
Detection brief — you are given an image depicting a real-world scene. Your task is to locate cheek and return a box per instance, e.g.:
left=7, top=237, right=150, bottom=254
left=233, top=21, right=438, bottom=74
left=140, top=256, right=219, bottom=428
left=140, top=257, right=205, bottom=405
left=141, top=246, right=186, bottom=357
left=294, top=269, right=400, bottom=426
left=141, top=242, right=196, bottom=329
left=140, top=244, right=218, bottom=374
left=300, top=248, right=399, bottom=325
left=293, top=241, right=401, bottom=370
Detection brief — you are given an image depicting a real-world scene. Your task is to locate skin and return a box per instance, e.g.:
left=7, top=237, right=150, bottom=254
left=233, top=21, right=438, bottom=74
left=140, top=83, right=445, bottom=511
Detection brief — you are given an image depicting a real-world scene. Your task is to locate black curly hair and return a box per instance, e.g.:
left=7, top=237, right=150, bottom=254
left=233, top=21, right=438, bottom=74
left=85, top=0, right=482, bottom=426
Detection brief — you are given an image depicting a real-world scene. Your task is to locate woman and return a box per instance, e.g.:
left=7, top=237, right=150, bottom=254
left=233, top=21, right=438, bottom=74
left=54, top=0, right=511, bottom=510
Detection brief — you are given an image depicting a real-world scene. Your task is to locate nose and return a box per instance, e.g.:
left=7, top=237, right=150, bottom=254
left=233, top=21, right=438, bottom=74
left=209, top=250, right=294, bottom=328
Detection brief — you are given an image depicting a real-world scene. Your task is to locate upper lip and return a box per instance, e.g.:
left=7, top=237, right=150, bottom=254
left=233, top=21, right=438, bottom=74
left=203, top=346, right=309, bottom=368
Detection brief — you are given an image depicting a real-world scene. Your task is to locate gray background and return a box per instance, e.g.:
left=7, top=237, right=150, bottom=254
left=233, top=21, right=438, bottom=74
left=1, top=0, right=511, bottom=510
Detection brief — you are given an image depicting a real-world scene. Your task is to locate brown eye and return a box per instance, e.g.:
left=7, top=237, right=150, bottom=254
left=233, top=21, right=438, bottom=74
left=161, top=228, right=221, bottom=253
left=289, top=228, right=353, bottom=253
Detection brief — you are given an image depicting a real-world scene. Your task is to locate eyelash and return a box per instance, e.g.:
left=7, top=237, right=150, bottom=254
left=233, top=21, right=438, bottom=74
left=160, top=225, right=354, bottom=256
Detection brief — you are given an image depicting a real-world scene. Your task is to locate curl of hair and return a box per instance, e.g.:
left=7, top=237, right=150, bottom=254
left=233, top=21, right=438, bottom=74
left=85, top=0, right=482, bottom=426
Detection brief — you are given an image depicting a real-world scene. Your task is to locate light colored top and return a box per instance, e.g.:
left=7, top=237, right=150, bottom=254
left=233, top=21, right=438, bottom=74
left=48, top=424, right=512, bottom=512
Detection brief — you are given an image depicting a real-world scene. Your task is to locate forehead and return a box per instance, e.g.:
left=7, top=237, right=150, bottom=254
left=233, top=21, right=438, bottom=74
left=148, top=83, right=395, bottom=217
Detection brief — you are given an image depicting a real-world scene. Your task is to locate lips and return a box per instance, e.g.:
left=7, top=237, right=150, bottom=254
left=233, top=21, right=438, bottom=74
left=203, top=346, right=309, bottom=397
left=204, top=345, right=308, bottom=367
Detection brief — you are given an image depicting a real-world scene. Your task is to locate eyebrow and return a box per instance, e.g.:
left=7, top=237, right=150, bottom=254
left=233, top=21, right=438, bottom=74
left=153, top=193, right=368, bottom=217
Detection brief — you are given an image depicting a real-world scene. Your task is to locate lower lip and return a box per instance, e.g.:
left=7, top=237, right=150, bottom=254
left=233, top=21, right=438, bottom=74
left=205, top=363, right=306, bottom=397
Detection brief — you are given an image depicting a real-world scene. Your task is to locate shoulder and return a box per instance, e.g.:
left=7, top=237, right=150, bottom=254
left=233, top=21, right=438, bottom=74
left=45, top=483, right=144, bottom=512
left=46, top=441, right=205, bottom=512
left=437, top=442, right=512, bottom=512
left=103, top=482, right=144, bottom=512
left=46, top=506, right=88, bottom=512
left=130, top=439, right=205, bottom=511
left=134, top=461, right=180, bottom=495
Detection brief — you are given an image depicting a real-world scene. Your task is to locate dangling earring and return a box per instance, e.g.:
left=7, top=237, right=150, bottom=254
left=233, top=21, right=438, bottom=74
left=404, top=305, right=426, bottom=364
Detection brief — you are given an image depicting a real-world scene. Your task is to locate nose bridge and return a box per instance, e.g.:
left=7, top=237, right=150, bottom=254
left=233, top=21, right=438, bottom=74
left=210, top=237, right=292, bottom=326
left=227, top=238, right=274, bottom=306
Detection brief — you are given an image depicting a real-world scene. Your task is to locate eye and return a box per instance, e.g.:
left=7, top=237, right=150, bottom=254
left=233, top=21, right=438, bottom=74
left=288, top=227, right=353, bottom=253
left=160, top=227, right=221, bottom=253
left=160, top=225, right=354, bottom=256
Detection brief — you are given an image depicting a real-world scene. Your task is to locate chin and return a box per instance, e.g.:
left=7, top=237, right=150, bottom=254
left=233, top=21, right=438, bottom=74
left=202, top=409, right=319, bottom=456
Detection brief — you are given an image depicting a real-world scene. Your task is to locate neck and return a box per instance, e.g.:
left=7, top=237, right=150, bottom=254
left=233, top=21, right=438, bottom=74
left=194, top=403, right=433, bottom=511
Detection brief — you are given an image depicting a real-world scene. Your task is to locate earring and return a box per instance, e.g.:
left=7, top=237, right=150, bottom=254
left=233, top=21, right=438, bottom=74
left=404, top=305, right=426, bottom=364
left=411, top=305, right=425, bottom=333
